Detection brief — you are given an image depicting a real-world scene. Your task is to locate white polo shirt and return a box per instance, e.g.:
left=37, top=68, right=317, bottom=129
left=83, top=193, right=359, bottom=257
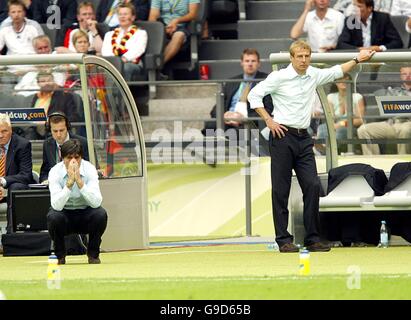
left=0, top=18, right=44, bottom=55
left=101, top=26, right=148, bottom=63
left=303, top=8, right=345, bottom=52
left=248, top=64, right=344, bottom=129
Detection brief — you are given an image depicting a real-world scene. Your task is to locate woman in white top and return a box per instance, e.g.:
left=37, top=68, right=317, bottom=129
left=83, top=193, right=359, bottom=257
left=317, top=74, right=366, bottom=142
left=101, top=2, right=148, bottom=81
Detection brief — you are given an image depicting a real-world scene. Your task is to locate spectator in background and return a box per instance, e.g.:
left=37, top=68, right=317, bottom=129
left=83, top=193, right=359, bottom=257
left=336, top=0, right=403, bottom=51
left=55, top=1, right=103, bottom=55
left=291, top=0, right=345, bottom=52
left=0, top=0, right=33, bottom=24
left=102, top=2, right=147, bottom=81
left=71, top=30, right=93, bottom=54
left=97, top=0, right=150, bottom=27
left=0, top=113, right=34, bottom=234
left=14, top=35, right=66, bottom=96
left=357, top=65, right=411, bottom=155
left=26, top=71, right=83, bottom=140
left=314, top=74, right=365, bottom=154
left=203, top=48, right=273, bottom=133
left=0, top=0, right=43, bottom=56
left=149, top=0, right=199, bottom=65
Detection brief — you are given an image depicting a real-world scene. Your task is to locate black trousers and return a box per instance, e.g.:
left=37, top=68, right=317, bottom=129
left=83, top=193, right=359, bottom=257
left=269, top=130, right=321, bottom=247
left=47, top=206, right=108, bottom=259
left=6, top=182, right=30, bottom=233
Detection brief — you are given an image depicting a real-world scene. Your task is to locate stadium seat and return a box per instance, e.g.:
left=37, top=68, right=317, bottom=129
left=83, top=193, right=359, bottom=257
left=391, top=15, right=411, bottom=49
left=320, top=175, right=375, bottom=207
left=103, top=56, right=124, bottom=74
left=246, top=1, right=304, bottom=20
left=135, top=21, right=165, bottom=98
left=238, top=19, right=302, bottom=39
left=199, top=38, right=293, bottom=60
left=208, top=0, right=239, bottom=23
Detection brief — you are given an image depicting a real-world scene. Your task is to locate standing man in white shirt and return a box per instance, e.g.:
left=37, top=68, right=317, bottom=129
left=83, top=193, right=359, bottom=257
left=247, top=40, right=375, bottom=253
left=101, top=2, right=148, bottom=81
left=291, top=0, right=345, bottom=52
left=47, top=139, right=107, bottom=265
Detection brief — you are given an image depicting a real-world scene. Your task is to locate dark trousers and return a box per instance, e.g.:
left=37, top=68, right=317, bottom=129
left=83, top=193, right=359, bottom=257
left=6, top=182, right=29, bottom=233
left=269, top=130, right=321, bottom=247
left=47, top=207, right=108, bottom=259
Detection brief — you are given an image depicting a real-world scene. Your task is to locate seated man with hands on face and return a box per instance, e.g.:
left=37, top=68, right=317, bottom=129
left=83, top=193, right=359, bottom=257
left=40, top=112, right=89, bottom=185
left=47, top=139, right=107, bottom=265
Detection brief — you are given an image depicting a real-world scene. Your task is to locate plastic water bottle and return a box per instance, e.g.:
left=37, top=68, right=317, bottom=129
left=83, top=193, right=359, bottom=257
left=379, top=220, right=389, bottom=248
left=267, top=242, right=279, bottom=251
left=299, top=249, right=310, bottom=276
left=47, top=254, right=61, bottom=289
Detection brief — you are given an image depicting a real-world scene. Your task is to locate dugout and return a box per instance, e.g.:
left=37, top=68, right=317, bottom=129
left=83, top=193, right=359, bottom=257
left=269, top=51, right=411, bottom=245
left=0, top=54, right=148, bottom=251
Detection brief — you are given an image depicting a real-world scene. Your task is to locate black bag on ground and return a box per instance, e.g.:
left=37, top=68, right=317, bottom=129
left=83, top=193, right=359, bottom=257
left=1, top=233, right=87, bottom=256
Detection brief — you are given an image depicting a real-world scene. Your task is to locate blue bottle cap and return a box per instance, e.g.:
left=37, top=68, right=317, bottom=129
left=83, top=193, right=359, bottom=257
left=381, top=220, right=386, bottom=224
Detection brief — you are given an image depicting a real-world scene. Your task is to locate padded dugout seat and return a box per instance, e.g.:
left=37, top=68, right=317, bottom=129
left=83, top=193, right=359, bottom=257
left=319, top=175, right=375, bottom=207
left=374, top=176, right=411, bottom=206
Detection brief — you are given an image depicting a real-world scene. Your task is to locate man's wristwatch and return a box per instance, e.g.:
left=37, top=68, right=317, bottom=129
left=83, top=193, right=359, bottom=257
left=352, top=57, right=360, bottom=64
left=0, top=177, right=6, bottom=187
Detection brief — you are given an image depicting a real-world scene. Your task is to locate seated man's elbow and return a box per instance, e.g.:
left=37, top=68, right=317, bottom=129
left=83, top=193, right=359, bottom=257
left=51, top=202, right=63, bottom=212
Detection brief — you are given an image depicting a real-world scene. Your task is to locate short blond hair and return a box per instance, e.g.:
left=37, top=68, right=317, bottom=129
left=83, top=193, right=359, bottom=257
left=289, top=40, right=312, bottom=57
left=72, top=29, right=89, bottom=46
left=0, top=113, right=11, bottom=127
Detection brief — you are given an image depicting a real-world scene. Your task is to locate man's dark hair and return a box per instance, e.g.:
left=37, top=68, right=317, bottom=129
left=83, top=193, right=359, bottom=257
left=61, top=139, right=83, bottom=159
left=8, top=0, right=26, bottom=12
left=356, top=0, right=374, bottom=8
left=241, top=48, right=260, bottom=61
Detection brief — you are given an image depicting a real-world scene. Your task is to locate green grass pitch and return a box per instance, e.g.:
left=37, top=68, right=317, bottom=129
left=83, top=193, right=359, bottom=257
left=0, top=244, right=411, bottom=300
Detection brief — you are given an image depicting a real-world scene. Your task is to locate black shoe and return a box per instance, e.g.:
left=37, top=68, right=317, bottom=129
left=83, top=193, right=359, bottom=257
left=279, top=243, right=299, bottom=253
left=306, top=242, right=331, bottom=252
left=58, top=256, right=66, bottom=265
left=88, top=256, right=101, bottom=264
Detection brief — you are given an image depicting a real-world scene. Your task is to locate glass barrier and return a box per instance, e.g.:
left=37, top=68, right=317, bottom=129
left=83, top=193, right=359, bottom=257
left=85, top=63, right=143, bottom=178
left=0, top=59, right=143, bottom=179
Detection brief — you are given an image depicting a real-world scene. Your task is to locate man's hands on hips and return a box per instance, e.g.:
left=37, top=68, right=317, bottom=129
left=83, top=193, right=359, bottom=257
left=266, top=118, right=288, bottom=138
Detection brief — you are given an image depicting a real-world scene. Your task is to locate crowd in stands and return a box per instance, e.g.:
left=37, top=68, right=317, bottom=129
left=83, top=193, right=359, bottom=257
left=0, top=0, right=409, bottom=156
